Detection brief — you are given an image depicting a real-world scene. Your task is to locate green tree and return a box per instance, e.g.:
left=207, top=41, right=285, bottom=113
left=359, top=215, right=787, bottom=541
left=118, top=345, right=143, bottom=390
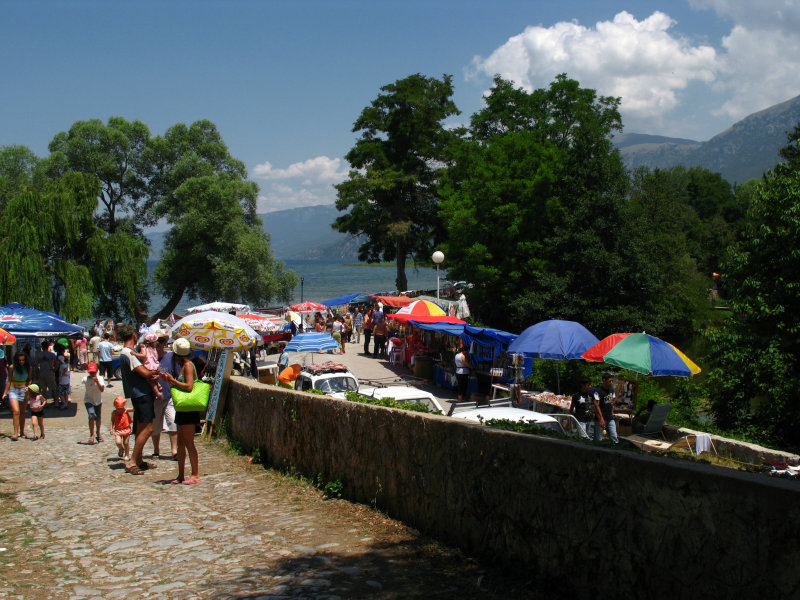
left=0, top=171, right=147, bottom=322
left=704, top=128, right=800, bottom=450
left=0, top=145, right=41, bottom=211
left=143, top=120, right=295, bottom=318
left=152, top=174, right=296, bottom=318
left=334, top=73, right=459, bottom=291
left=440, top=75, right=633, bottom=334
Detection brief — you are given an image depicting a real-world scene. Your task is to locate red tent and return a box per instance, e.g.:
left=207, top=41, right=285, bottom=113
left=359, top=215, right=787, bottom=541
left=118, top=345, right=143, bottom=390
left=370, top=295, right=414, bottom=308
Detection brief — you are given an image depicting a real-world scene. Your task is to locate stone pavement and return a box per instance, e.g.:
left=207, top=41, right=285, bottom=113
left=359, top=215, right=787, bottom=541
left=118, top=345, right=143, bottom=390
left=0, top=368, right=532, bottom=599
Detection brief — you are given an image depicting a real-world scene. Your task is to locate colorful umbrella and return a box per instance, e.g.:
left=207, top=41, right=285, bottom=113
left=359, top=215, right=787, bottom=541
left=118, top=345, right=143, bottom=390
left=168, top=310, right=258, bottom=352
left=389, top=300, right=455, bottom=324
left=0, top=327, right=16, bottom=344
left=582, top=332, right=701, bottom=377
left=289, top=302, right=328, bottom=312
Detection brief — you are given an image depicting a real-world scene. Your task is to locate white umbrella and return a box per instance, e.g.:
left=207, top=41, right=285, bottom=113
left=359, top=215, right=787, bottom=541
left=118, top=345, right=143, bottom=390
left=168, top=310, right=258, bottom=351
left=186, top=301, right=251, bottom=314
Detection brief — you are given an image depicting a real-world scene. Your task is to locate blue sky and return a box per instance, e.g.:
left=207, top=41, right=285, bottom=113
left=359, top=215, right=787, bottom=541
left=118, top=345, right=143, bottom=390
left=2, top=0, right=799, bottom=214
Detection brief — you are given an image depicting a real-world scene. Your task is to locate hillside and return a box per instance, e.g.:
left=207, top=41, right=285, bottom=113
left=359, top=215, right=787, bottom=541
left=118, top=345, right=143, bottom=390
left=618, top=94, right=800, bottom=183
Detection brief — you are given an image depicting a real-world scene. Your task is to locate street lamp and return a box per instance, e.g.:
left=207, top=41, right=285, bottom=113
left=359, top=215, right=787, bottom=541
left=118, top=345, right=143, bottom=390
left=432, top=251, right=444, bottom=303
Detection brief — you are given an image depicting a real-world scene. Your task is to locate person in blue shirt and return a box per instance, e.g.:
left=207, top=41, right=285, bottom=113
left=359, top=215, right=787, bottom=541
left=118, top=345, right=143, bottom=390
left=97, top=333, right=115, bottom=387
left=277, top=342, right=289, bottom=371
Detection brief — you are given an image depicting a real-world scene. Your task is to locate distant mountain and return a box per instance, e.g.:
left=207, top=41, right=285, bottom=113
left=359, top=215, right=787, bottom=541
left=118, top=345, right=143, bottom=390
left=259, top=204, right=360, bottom=260
left=145, top=204, right=358, bottom=261
left=618, top=94, right=800, bottom=183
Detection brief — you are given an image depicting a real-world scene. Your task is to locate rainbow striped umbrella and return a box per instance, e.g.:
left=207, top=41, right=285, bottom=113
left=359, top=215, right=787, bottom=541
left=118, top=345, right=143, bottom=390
left=582, top=333, right=701, bottom=377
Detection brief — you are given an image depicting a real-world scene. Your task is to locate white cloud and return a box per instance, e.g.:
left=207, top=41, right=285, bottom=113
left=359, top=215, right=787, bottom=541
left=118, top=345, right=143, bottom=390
left=691, top=1, right=800, bottom=121
left=469, top=11, right=719, bottom=132
left=252, top=155, right=348, bottom=213
left=253, top=156, right=347, bottom=182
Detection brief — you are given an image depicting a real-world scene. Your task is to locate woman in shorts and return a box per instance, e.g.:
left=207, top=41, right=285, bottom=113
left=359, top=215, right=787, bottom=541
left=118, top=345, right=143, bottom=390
left=3, top=351, right=32, bottom=440
left=159, top=338, right=202, bottom=485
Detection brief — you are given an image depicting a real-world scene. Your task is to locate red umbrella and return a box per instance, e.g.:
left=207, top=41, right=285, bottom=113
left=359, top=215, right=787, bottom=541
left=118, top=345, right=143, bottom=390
left=0, top=327, right=16, bottom=344
left=289, top=302, right=328, bottom=312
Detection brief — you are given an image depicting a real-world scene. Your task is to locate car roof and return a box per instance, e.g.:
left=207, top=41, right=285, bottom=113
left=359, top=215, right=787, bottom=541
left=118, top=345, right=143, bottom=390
left=452, top=406, right=558, bottom=424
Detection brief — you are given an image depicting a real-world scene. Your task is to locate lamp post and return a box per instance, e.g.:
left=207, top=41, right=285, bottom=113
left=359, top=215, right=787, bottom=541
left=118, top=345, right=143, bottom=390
left=432, top=250, right=444, bottom=303
left=300, top=276, right=304, bottom=303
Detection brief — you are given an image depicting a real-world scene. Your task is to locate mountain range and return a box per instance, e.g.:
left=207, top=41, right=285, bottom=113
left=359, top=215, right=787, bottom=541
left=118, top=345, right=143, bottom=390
left=147, top=94, right=800, bottom=260
left=616, top=94, right=800, bottom=184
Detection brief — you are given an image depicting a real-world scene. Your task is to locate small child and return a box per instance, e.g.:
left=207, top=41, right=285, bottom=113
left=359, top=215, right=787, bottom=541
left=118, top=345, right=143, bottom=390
left=133, top=332, right=163, bottom=401
left=27, top=384, right=45, bottom=440
left=83, top=362, right=105, bottom=444
left=110, top=396, right=134, bottom=460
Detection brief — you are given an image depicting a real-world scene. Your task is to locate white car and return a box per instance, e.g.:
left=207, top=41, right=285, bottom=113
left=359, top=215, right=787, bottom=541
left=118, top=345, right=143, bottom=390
left=449, top=399, right=589, bottom=438
left=294, top=362, right=444, bottom=413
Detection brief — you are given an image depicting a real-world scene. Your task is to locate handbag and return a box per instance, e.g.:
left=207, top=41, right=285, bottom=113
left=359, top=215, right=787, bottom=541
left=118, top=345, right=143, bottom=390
left=171, top=380, right=211, bottom=412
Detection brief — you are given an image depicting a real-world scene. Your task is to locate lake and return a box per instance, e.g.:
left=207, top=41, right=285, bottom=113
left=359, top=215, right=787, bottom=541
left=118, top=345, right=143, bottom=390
left=147, top=259, right=448, bottom=313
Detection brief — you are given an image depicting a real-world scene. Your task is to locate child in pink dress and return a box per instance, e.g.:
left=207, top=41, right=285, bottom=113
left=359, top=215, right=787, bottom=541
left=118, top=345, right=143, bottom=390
left=110, top=396, right=134, bottom=460
left=133, top=332, right=163, bottom=400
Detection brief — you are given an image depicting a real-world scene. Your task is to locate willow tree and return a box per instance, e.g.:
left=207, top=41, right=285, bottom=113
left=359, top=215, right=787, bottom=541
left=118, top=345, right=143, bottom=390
left=0, top=171, right=147, bottom=322
left=334, top=74, right=459, bottom=291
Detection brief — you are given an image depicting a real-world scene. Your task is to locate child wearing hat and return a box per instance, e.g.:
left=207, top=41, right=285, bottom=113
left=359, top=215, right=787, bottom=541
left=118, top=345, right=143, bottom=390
left=83, top=362, right=106, bottom=444
left=27, top=384, right=46, bottom=440
left=110, top=396, right=134, bottom=461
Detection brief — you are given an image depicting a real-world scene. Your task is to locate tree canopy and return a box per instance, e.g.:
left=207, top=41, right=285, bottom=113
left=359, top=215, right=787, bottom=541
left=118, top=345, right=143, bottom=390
left=334, top=73, right=459, bottom=291
left=1, top=117, right=295, bottom=323
left=703, top=133, right=800, bottom=450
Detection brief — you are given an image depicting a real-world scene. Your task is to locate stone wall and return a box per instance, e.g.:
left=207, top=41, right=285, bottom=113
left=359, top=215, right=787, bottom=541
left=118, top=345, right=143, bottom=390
left=226, top=377, right=800, bottom=599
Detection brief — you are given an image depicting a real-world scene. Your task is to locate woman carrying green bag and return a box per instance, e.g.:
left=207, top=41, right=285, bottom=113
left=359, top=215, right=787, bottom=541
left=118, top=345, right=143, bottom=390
left=159, top=338, right=203, bottom=485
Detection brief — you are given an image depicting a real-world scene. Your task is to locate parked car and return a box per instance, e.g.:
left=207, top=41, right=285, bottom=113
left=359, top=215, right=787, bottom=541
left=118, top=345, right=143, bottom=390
left=294, top=362, right=444, bottom=413
left=449, top=398, right=589, bottom=438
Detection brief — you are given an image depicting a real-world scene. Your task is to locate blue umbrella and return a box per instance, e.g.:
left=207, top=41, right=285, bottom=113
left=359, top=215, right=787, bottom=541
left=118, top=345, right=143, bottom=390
left=0, top=303, right=84, bottom=338
left=285, top=332, right=339, bottom=362
left=507, top=320, right=600, bottom=393
left=508, top=319, right=599, bottom=359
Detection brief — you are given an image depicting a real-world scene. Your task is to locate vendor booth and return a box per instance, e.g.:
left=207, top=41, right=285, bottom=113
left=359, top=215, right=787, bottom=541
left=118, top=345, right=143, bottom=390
left=396, top=320, right=531, bottom=401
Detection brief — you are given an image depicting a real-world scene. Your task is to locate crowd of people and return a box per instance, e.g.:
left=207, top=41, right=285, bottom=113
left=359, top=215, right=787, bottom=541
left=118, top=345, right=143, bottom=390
left=1, top=324, right=206, bottom=486
left=294, top=302, right=397, bottom=360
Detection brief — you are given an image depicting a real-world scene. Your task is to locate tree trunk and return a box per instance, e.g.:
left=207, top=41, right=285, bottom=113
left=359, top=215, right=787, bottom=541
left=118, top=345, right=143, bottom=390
left=137, top=286, right=186, bottom=323
left=395, top=242, right=408, bottom=291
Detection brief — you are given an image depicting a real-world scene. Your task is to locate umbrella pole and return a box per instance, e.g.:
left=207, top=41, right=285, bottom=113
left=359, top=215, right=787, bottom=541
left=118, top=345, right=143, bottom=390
left=556, top=362, right=561, bottom=395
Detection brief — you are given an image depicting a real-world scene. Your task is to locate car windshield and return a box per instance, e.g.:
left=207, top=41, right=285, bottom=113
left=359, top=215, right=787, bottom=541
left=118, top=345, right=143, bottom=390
left=316, top=376, right=358, bottom=394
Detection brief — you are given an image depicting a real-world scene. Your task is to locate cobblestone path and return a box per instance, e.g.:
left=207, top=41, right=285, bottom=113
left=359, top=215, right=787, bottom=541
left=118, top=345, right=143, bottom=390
left=0, top=375, right=534, bottom=599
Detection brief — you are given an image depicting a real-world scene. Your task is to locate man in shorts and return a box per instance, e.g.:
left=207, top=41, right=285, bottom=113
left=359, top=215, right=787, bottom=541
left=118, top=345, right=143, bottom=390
left=118, top=327, right=159, bottom=475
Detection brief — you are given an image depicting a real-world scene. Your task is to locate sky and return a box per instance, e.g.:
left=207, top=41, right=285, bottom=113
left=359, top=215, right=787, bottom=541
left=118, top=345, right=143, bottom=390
left=2, top=0, right=800, bottom=216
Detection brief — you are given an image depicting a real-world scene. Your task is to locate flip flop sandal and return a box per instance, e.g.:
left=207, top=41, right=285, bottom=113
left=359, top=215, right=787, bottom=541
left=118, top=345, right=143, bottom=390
left=10, top=436, right=18, bottom=441
left=125, top=465, right=144, bottom=476
left=182, top=478, right=201, bottom=485
left=170, top=479, right=184, bottom=484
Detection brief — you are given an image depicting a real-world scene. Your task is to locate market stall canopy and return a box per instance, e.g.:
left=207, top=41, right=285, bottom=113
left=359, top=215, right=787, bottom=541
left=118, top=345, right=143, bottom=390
left=169, top=310, right=258, bottom=352
left=370, top=295, right=414, bottom=308
left=508, top=319, right=599, bottom=359
left=0, top=303, right=84, bottom=339
left=582, top=332, right=701, bottom=377
left=318, top=292, right=363, bottom=307
left=186, top=301, right=251, bottom=314
left=290, top=301, right=328, bottom=312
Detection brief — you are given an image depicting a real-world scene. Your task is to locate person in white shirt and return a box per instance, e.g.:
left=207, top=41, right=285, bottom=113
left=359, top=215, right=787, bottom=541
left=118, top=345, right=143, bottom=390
left=83, top=362, right=106, bottom=444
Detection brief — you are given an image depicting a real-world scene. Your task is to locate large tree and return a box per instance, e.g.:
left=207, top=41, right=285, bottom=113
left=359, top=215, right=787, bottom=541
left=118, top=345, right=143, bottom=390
left=439, top=75, right=634, bottom=334
left=45, top=118, right=294, bottom=321
left=334, top=73, right=459, bottom=291
left=142, top=120, right=295, bottom=319
left=703, top=128, right=800, bottom=450
left=0, top=170, right=146, bottom=322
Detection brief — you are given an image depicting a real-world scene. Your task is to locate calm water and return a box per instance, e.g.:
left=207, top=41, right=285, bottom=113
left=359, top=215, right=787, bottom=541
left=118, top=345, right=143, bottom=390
left=148, top=259, right=448, bottom=314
